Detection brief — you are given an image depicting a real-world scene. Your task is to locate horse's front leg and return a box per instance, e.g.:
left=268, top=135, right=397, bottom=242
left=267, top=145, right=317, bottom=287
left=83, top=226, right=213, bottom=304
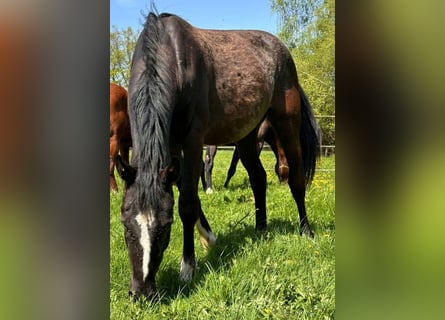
left=178, top=191, right=197, bottom=282
left=178, top=141, right=215, bottom=281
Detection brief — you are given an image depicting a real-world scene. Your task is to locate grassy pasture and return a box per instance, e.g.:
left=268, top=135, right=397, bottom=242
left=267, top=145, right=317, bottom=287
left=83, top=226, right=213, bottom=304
left=110, top=150, right=335, bottom=319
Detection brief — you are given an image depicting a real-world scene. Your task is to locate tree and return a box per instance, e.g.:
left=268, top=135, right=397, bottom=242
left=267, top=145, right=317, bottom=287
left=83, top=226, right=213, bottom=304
left=110, top=26, right=139, bottom=88
left=271, top=0, right=321, bottom=49
left=271, top=0, right=335, bottom=146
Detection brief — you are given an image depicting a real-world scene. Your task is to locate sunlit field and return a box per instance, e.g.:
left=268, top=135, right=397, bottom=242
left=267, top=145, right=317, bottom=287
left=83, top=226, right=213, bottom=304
left=110, top=150, right=335, bottom=319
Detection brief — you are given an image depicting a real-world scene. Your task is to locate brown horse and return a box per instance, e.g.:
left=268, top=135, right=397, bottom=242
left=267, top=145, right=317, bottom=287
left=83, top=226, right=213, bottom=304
left=203, top=118, right=289, bottom=194
left=109, top=83, right=131, bottom=192
left=116, top=12, right=320, bottom=300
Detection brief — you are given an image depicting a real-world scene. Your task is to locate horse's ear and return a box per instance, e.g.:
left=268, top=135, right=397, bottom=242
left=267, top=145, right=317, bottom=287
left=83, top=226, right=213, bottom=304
left=160, top=157, right=181, bottom=185
left=116, top=155, right=136, bottom=185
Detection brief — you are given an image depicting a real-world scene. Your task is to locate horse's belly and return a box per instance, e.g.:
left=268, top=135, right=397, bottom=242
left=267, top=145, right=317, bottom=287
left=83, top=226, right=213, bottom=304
left=204, top=106, right=267, bottom=145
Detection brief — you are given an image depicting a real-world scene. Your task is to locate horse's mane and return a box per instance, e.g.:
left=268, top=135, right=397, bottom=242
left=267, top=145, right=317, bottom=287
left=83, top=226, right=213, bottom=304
left=129, top=12, right=176, bottom=210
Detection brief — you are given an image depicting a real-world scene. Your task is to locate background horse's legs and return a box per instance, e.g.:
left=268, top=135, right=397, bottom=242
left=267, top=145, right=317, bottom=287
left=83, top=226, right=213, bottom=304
left=270, top=90, right=313, bottom=237
left=236, top=131, right=268, bottom=231
left=200, top=161, right=206, bottom=191
left=203, top=145, right=217, bottom=193
left=110, top=135, right=119, bottom=192
left=119, top=137, right=131, bottom=164
left=224, top=127, right=267, bottom=189
left=178, top=141, right=216, bottom=281
left=223, top=147, right=240, bottom=188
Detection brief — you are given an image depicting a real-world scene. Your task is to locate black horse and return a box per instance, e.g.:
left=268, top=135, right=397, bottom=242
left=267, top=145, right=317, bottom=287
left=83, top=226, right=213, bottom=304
left=202, top=118, right=289, bottom=194
left=116, top=12, right=320, bottom=300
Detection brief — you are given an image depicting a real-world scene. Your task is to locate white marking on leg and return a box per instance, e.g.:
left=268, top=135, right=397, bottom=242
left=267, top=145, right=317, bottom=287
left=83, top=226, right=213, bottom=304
left=180, top=256, right=196, bottom=282
left=135, top=211, right=152, bottom=282
left=205, top=187, right=213, bottom=194
left=196, top=219, right=217, bottom=250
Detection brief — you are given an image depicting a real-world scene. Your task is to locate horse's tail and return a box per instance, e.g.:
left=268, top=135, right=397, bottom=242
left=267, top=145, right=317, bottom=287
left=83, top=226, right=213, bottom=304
left=298, top=84, right=321, bottom=185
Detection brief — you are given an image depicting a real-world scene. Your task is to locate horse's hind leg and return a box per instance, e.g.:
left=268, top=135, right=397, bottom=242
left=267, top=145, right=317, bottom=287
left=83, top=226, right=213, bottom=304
left=236, top=131, right=268, bottom=231
left=223, top=147, right=240, bottom=188
left=268, top=133, right=289, bottom=183
left=270, top=89, right=313, bottom=236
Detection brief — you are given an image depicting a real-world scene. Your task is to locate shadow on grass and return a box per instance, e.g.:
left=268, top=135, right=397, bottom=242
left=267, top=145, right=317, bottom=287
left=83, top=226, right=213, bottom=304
left=220, top=176, right=251, bottom=191
left=155, top=217, right=303, bottom=304
left=222, top=176, right=283, bottom=192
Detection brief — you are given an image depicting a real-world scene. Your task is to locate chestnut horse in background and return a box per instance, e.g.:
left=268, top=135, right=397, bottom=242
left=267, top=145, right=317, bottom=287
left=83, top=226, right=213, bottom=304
left=109, top=83, right=131, bottom=192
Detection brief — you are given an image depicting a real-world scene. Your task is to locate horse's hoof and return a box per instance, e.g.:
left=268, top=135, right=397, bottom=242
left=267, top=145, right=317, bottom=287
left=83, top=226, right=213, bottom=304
left=300, top=225, right=314, bottom=238
left=199, top=233, right=217, bottom=250
left=129, top=286, right=158, bottom=302
left=255, top=224, right=268, bottom=233
left=129, top=290, right=143, bottom=302
left=196, top=220, right=217, bottom=250
left=180, top=257, right=197, bottom=282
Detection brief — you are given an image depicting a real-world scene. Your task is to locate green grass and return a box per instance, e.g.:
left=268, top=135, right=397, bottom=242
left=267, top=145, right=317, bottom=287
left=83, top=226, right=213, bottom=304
left=110, top=151, right=335, bottom=319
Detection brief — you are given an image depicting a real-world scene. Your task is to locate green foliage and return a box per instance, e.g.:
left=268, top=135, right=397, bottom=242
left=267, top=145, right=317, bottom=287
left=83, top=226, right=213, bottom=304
left=271, top=0, right=335, bottom=145
left=271, top=0, right=322, bottom=49
left=110, top=26, right=139, bottom=88
left=110, top=150, right=335, bottom=319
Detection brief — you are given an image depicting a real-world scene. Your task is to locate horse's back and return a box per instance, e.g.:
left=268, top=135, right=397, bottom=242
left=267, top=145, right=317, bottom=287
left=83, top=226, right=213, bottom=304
left=195, top=29, right=293, bottom=144
left=137, top=14, right=299, bottom=145
left=158, top=13, right=292, bottom=97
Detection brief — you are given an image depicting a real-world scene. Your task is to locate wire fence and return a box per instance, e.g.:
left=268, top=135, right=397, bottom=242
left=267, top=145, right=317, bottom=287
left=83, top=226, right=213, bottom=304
left=315, top=115, right=335, bottom=157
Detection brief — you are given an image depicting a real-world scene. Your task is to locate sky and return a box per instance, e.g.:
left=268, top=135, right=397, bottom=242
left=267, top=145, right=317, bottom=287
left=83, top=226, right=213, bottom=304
left=110, top=0, right=279, bottom=34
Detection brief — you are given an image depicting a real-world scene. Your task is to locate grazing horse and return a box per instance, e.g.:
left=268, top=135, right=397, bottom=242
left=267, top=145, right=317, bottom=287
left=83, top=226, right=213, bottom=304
left=109, top=83, right=131, bottom=192
left=116, top=12, right=320, bottom=300
left=203, top=118, right=289, bottom=194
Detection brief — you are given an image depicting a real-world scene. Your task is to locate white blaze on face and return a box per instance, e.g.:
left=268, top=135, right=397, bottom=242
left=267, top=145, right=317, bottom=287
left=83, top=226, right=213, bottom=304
left=135, top=211, right=152, bottom=282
